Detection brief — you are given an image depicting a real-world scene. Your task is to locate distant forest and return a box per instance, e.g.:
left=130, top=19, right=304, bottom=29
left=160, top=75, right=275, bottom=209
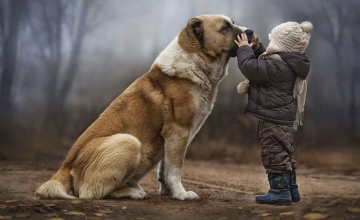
left=0, top=0, right=359, bottom=160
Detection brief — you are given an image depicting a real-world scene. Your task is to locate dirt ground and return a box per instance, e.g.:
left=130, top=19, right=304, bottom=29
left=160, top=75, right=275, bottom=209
left=0, top=160, right=359, bottom=220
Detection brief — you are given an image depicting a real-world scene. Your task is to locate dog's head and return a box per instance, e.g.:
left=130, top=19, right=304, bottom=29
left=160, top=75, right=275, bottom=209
left=180, top=14, right=254, bottom=58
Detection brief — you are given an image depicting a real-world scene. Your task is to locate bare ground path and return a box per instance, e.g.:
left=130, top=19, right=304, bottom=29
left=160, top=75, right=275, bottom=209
left=0, top=160, right=359, bottom=219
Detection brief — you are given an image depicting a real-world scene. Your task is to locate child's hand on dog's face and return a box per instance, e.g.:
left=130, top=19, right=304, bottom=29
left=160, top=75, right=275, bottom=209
left=235, top=33, right=260, bottom=49
left=234, top=33, right=249, bottom=48
left=250, top=34, right=260, bottom=50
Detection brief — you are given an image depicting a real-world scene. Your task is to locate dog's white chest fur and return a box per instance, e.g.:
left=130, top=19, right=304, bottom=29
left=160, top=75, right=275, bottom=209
left=153, top=35, right=228, bottom=143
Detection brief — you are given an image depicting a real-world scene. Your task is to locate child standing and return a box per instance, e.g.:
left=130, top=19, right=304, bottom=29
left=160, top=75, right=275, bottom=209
left=234, top=21, right=313, bottom=205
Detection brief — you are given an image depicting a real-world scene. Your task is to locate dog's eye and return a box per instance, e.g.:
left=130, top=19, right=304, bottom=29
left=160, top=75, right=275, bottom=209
left=221, top=26, right=231, bottom=33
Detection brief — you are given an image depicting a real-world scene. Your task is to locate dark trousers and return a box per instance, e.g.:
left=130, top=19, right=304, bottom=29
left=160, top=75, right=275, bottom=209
left=257, top=119, right=296, bottom=174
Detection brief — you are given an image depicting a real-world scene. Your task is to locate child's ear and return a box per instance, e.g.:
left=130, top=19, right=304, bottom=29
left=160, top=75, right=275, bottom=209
left=186, top=18, right=204, bottom=43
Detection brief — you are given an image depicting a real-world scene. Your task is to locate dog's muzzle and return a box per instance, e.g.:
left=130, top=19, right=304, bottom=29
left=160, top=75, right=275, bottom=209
left=244, top=29, right=255, bottom=44
left=229, top=26, right=254, bottom=57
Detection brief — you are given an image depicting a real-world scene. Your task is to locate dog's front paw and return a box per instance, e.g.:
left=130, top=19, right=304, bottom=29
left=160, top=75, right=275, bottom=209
left=172, top=191, right=199, bottom=200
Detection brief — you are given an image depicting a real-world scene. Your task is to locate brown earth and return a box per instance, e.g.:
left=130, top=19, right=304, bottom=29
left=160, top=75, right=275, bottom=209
left=0, top=160, right=359, bottom=220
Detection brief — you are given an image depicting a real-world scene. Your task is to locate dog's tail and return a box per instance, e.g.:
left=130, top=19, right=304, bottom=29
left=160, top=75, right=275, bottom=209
left=36, top=166, right=76, bottom=199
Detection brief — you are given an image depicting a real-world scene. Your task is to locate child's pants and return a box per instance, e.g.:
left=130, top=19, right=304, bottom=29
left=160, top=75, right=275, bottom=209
left=257, top=119, right=296, bottom=174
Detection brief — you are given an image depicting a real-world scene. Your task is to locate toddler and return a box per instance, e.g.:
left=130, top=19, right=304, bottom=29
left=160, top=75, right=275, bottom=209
left=234, top=21, right=313, bottom=205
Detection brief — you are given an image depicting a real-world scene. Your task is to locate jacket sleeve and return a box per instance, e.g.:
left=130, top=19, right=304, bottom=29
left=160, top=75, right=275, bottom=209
left=236, top=45, right=272, bottom=85
left=254, top=43, right=266, bottom=58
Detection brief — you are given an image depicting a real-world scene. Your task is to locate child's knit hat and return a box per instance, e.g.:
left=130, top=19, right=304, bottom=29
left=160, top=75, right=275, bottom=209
left=267, top=21, right=313, bottom=54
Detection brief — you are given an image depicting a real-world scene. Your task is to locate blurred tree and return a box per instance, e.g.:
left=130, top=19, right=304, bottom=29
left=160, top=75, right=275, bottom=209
left=275, top=0, right=360, bottom=140
left=0, top=0, right=28, bottom=155
left=26, top=0, right=65, bottom=136
left=27, top=0, right=103, bottom=138
left=0, top=0, right=359, bottom=160
left=315, top=0, right=360, bottom=138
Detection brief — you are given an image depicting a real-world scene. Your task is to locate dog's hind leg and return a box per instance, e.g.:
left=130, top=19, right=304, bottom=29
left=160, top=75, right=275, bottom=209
left=107, top=181, right=146, bottom=199
left=77, top=134, right=142, bottom=199
left=36, top=166, right=76, bottom=199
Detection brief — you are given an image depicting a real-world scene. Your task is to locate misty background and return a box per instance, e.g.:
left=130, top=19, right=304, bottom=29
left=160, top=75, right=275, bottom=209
left=0, top=0, right=359, bottom=169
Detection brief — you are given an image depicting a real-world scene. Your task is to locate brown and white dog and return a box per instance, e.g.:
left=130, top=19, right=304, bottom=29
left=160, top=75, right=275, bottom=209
left=36, top=14, right=250, bottom=200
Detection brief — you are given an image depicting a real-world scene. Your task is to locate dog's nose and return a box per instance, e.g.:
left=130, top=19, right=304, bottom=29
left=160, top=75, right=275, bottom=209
left=244, top=29, right=254, bottom=35
left=244, top=29, right=255, bottom=44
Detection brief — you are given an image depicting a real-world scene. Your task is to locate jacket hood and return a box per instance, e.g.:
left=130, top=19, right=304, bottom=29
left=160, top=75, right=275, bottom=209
left=278, top=52, right=310, bottom=79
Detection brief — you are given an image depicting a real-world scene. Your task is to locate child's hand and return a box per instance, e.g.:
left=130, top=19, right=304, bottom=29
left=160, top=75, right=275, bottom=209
left=234, top=33, right=249, bottom=48
left=250, top=34, right=260, bottom=50
left=235, top=33, right=260, bottom=50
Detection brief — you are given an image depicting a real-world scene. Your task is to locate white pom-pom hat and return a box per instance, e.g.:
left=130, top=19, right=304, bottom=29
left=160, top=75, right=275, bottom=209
left=267, top=21, right=313, bottom=54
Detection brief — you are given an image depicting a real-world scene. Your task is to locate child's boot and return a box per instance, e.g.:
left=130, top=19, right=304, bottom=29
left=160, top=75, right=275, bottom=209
left=256, top=173, right=292, bottom=206
left=290, top=169, right=300, bottom=202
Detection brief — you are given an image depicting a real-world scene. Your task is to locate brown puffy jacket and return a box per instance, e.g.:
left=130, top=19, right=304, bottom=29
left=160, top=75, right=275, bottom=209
left=236, top=43, right=310, bottom=125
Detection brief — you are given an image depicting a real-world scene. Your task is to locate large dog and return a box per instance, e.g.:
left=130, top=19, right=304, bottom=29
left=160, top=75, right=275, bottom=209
left=36, top=14, right=251, bottom=200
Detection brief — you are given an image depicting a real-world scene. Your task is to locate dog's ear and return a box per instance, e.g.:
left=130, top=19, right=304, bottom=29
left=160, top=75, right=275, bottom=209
left=186, top=18, right=203, bottom=42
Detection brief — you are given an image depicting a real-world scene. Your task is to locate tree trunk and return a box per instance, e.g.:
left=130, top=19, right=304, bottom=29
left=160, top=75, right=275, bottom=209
left=0, top=0, right=27, bottom=154
left=43, top=1, right=64, bottom=137
left=53, top=0, right=94, bottom=138
left=349, top=66, right=358, bottom=142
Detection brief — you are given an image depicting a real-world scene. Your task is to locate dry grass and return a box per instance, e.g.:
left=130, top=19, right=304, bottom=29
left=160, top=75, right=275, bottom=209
left=3, top=137, right=360, bottom=176
left=296, top=147, right=360, bottom=175
left=187, top=140, right=261, bottom=164
left=187, top=140, right=360, bottom=175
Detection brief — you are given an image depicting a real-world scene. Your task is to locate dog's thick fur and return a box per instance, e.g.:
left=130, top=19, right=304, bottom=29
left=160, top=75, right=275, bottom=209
left=36, top=15, right=245, bottom=200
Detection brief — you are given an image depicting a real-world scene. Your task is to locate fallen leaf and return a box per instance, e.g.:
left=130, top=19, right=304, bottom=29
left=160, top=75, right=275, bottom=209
left=279, top=212, right=294, bottom=216
left=251, top=210, right=266, bottom=214
left=121, top=206, right=127, bottom=210
left=260, top=213, right=272, bottom=217
left=303, top=213, right=330, bottom=220
left=324, top=200, right=340, bottom=206
left=311, top=207, right=329, bottom=213
left=31, top=202, right=41, bottom=207
left=42, top=204, right=56, bottom=212
left=0, top=205, right=8, bottom=209
left=18, top=204, right=31, bottom=207
left=237, top=206, right=243, bottom=209
left=0, top=215, right=12, bottom=220
left=13, top=213, right=31, bottom=218
left=218, top=218, right=228, bottom=220
left=347, top=207, right=360, bottom=213
left=98, top=210, right=113, bottom=214
left=70, top=200, right=84, bottom=205
left=342, top=195, right=360, bottom=200
left=64, top=211, right=86, bottom=216
left=47, top=218, right=66, bottom=220
left=45, top=213, right=60, bottom=218
left=35, top=207, right=48, bottom=213
left=105, top=204, right=121, bottom=208
left=93, top=213, right=107, bottom=217
left=4, top=200, right=16, bottom=203
left=317, top=195, right=331, bottom=199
